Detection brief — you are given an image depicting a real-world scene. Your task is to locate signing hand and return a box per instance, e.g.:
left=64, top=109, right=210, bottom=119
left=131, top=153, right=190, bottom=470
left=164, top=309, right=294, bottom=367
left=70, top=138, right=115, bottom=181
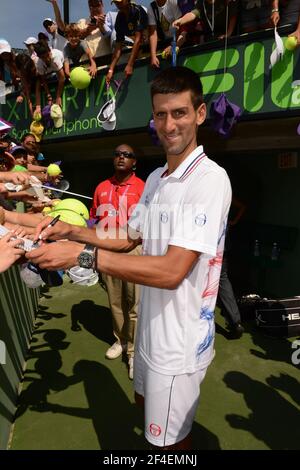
left=33, top=216, right=73, bottom=242
left=26, top=240, right=83, bottom=270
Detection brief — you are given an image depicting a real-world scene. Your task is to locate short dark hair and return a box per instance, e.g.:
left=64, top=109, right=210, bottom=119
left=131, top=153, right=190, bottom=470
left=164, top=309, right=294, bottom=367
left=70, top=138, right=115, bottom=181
left=34, top=41, right=51, bottom=58
left=21, top=133, right=36, bottom=143
left=151, top=66, right=203, bottom=110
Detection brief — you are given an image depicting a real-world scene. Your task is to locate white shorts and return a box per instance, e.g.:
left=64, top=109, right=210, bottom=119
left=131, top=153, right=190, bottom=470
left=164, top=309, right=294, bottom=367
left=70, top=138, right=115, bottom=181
left=134, top=351, right=208, bottom=447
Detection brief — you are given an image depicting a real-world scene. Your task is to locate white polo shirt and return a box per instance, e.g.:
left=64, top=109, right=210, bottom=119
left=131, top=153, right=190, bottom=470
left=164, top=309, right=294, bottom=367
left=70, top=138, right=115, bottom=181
left=129, top=146, right=232, bottom=375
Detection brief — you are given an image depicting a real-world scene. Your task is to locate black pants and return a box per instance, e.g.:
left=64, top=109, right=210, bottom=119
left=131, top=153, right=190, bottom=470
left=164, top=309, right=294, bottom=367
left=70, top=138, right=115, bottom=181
left=218, top=255, right=241, bottom=326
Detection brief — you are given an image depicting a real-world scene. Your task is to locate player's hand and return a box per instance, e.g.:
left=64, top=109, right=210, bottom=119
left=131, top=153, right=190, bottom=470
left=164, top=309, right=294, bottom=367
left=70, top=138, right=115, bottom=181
left=33, top=216, right=73, bottom=242
left=26, top=240, right=83, bottom=270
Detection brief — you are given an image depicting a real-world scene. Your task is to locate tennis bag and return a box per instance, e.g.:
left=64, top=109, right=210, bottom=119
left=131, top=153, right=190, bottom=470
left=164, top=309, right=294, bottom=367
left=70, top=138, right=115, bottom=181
left=255, top=297, right=300, bottom=337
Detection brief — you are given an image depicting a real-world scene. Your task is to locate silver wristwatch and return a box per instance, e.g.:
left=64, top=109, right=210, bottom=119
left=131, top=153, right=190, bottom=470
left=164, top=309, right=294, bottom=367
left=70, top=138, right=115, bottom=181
left=77, top=244, right=95, bottom=270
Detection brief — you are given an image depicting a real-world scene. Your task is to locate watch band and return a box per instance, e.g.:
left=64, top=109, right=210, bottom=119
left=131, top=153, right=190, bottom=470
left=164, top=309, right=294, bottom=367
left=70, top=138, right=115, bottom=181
left=95, top=247, right=98, bottom=272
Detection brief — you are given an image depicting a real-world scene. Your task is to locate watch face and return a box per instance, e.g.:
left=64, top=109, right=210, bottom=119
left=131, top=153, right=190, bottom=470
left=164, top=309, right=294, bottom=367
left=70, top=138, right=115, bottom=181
left=78, top=251, right=93, bottom=269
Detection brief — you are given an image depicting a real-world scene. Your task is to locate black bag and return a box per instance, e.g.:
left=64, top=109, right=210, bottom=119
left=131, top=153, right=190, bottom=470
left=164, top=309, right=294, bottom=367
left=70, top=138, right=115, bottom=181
left=255, top=297, right=300, bottom=337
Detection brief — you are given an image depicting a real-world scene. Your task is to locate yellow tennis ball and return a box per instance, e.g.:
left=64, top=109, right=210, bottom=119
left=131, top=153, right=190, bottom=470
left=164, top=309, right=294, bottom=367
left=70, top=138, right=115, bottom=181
left=47, top=163, right=61, bottom=177
left=42, top=206, right=52, bottom=215
left=161, top=50, right=167, bottom=59
left=285, top=36, right=298, bottom=51
left=70, top=67, right=91, bottom=90
left=51, top=199, right=61, bottom=207
left=33, top=111, right=42, bottom=121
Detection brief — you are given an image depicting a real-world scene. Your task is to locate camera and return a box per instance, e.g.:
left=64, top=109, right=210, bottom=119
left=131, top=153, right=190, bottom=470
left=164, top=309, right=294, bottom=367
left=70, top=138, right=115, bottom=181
left=90, top=17, right=97, bottom=25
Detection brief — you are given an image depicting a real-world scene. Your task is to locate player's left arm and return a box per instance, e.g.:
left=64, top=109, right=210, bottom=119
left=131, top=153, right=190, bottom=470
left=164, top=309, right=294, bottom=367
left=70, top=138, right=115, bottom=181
left=97, top=244, right=199, bottom=289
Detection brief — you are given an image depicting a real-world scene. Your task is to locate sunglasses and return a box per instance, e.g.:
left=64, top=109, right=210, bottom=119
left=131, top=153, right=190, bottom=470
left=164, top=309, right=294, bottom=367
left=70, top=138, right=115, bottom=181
left=114, top=150, right=135, bottom=158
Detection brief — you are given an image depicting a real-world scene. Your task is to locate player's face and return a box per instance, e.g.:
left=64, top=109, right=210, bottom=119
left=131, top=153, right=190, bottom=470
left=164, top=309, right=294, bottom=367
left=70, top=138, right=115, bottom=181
left=153, top=90, right=206, bottom=158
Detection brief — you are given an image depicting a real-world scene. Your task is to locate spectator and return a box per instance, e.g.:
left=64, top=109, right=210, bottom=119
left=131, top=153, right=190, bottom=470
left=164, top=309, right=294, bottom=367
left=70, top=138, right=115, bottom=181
left=15, top=54, right=38, bottom=117
left=271, top=0, right=300, bottom=43
left=23, top=37, right=38, bottom=63
left=240, top=0, right=272, bottom=33
left=0, top=39, right=19, bottom=88
left=63, top=23, right=97, bottom=78
left=38, top=32, right=50, bottom=46
left=90, top=144, right=144, bottom=379
left=42, top=16, right=67, bottom=52
left=148, top=0, right=182, bottom=68
left=10, top=146, right=28, bottom=170
left=34, top=41, right=65, bottom=112
left=21, top=134, right=47, bottom=179
left=48, top=0, right=112, bottom=58
left=217, top=196, right=246, bottom=339
left=106, top=0, right=148, bottom=83
left=289, top=12, right=300, bottom=43
left=173, top=0, right=238, bottom=40
left=0, top=137, right=15, bottom=172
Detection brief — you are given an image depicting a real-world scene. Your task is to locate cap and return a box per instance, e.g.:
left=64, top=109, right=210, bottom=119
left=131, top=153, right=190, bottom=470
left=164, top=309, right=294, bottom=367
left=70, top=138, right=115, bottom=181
left=102, top=112, right=116, bottom=131
left=30, top=120, right=44, bottom=142
left=67, top=266, right=99, bottom=286
left=50, top=104, right=63, bottom=128
left=0, top=38, right=11, bottom=55
left=10, top=145, right=28, bottom=156
left=24, top=36, right=38, bottom=45
left=43, top=18, right=55, bottom=28
left=42, top=104, right=54, bottom=129
left=97, top=98, right=116, bottom=131
left=37, top=152, right=45, bottom=161
left=111, top=0, right=122, bottom=3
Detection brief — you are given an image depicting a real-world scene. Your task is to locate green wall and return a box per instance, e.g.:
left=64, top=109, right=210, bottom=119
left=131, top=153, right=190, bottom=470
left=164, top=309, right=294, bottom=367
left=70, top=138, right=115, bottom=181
left=0, top=266, right=39, bottom=449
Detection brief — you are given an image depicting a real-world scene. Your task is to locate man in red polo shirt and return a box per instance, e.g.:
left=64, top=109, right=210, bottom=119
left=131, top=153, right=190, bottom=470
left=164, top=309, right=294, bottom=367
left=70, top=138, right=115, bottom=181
left=90, top=143, right=145, bottom=379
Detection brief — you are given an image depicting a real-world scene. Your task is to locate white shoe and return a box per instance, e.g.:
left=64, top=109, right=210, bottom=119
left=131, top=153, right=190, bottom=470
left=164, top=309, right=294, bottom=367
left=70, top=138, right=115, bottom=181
left=128, top=357, right=134, bottom=380
left=105, top=341, right=126, bottom=360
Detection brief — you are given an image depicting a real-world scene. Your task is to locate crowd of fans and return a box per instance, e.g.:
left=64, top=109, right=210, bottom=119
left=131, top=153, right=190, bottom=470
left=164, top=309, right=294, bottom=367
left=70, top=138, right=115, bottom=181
left=0, top=0, right=300, bottom=119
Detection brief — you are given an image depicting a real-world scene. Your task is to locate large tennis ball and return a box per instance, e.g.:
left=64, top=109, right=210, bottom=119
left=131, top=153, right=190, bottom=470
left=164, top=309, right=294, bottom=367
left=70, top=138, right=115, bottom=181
left=54, top=198, right=89, bottom=220
left=48, top=209, right=87, bottom=227
left=47, top=163, right=61, bottom=177
left=70, top=67, right=91, bottom=90
left=285, top=36, right=298, bottom=51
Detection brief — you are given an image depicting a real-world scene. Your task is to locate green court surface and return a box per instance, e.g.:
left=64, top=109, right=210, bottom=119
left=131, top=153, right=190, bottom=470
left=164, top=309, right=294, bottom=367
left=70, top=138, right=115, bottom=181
left=10, top=279, right=300, bottom=450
